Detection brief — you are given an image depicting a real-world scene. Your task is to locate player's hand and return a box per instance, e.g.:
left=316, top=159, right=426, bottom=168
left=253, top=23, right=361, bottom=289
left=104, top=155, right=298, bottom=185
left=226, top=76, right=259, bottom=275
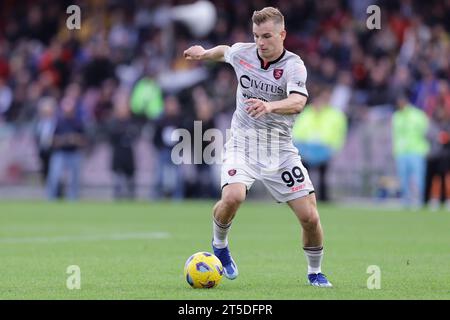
left=184, top=45, right=206, bottom=60
left=245, top=98, right=273, bottom=119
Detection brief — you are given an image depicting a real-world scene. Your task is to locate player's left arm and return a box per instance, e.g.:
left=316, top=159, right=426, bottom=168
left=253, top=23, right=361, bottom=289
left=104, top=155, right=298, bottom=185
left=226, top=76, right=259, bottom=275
left=245, top=94, right=307, bottom=118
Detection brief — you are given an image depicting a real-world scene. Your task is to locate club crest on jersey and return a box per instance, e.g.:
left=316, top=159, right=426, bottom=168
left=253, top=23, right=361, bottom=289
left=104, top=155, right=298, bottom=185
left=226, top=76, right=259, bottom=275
left=273, top=68, right=283, bottom=80
left=228, top=169, right=237, bottom=176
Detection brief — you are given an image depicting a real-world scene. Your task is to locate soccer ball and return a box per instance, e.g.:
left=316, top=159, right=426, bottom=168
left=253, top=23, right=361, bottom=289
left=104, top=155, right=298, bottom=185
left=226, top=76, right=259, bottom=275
left=184, top=252, right=224, bottom=288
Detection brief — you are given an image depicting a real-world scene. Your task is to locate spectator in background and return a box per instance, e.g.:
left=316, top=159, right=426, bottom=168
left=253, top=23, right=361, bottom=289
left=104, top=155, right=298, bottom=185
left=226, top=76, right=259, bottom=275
left=426, top=80, right=450, bottom=121
left=390, top=65, right=413, bottom=102
left=34, top=96, right=57, bottom=184
left=366, top=59, right=392, bottom=107
left=152, top=95, right=185, bottom=200
left=93, top=78, right=117, bottom=123
left=292, top=89, right=347, bottom=202
left=82, top=41, right=115, bottom=89
left=0, top=77, right=13, bottom=121
left=46, top=96, right=86, bottom=200
left=190, top=86, right=219, bottom=199
left=425, top=103, right=450, bottom=211
left=208, top=66, right=236, bottom=115
left=329, top=71, right=352, bottom=115
left=413, top=65, right=440, bottom=114
left=392, top=94, right=430, bottom=209
left=38, top=38, right=71, bottom=90
left=130, top=68, right=164, bottom=125
left=107, top=91, right=139, bottom=200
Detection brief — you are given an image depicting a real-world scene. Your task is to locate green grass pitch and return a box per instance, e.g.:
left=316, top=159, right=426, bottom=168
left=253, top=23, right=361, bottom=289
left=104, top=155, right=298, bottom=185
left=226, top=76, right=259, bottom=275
left=0, top=200, right=449, bottom=300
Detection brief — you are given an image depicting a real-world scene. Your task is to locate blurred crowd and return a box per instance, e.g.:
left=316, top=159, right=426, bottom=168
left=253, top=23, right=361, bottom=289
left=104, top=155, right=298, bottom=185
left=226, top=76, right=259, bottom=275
left=0, top=0, right=449, bottom=207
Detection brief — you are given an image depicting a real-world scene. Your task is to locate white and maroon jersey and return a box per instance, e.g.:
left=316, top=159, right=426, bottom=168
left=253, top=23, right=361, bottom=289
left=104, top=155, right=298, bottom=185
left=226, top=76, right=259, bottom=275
left=223, top=42, right=308, bottom=167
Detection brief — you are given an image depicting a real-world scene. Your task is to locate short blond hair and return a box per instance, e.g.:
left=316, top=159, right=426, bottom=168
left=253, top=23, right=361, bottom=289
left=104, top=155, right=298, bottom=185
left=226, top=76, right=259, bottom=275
left=252, top=7, right=284, bottom=27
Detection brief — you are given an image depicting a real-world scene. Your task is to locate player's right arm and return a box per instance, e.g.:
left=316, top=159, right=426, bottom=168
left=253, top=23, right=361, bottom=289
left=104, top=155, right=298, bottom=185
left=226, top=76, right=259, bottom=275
left=183, top=45, right=229, bottom=62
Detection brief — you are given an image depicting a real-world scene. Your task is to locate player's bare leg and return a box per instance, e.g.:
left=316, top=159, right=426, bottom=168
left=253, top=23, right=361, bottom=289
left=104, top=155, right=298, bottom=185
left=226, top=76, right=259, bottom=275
left=288, top=193, right=323, bottom=246
left=288, top=193, right=332, bottom=287
left=213, top=183, right=246, bottom=224
left=212, top=183, right=246, bottom=280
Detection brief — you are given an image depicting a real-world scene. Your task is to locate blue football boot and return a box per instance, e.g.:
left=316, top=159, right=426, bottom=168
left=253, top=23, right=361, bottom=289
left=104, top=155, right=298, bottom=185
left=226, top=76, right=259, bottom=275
left=308, top=273, right=333, bottom=287
left=212, top=243, right=238, bottom=280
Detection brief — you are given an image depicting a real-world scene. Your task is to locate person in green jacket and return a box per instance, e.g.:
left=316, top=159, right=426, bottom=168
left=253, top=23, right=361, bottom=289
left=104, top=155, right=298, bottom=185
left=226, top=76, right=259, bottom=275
left=130, top=76, right=164, bottom=121
left=392, top=94, right=430, bottom=208
left=293, top=89, right=347, bottom=201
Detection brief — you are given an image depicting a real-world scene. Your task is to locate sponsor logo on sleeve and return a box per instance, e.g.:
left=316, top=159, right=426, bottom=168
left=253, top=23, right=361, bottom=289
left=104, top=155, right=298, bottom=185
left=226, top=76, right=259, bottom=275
left=295, top=81, right=305, bottom=88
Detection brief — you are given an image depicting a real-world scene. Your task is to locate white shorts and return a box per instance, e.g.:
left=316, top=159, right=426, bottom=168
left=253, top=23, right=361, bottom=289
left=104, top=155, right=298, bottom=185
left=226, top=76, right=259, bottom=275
left=220, top=150, right=315, bottom=203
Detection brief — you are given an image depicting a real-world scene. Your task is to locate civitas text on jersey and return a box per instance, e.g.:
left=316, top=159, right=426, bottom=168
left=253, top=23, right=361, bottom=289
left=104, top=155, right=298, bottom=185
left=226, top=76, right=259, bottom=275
left=240, top=75, right=284, bottom=94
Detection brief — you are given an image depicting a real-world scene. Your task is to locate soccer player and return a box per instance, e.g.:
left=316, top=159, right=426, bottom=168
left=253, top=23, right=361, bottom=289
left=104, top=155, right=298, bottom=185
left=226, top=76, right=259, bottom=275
left=184, top=7, right=332, bottom=287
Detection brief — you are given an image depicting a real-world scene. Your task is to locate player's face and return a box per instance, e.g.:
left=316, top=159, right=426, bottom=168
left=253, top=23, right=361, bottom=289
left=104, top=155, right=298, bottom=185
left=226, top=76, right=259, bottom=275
left=253, top=20, right=286, bottom=61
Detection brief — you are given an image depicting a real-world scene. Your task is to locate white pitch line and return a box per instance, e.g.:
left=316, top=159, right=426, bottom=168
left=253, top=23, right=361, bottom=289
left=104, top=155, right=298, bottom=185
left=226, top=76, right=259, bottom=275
left=0, top=232, right=171, bottom=244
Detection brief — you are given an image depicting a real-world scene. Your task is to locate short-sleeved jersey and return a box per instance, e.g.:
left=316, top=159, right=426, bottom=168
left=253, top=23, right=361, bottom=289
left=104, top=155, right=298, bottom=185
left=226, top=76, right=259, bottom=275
left=223, top=42, right=308, bottom=166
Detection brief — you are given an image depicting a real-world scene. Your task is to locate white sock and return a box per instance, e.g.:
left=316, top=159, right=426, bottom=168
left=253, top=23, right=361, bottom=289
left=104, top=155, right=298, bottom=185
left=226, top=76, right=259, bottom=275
left=213, top=217, right=231, bottom=249
left=428, top=198, right=440, bottom=211
left=303, top=246, right=323, bottom=274
left=445, top=200, right=450, bottom=211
